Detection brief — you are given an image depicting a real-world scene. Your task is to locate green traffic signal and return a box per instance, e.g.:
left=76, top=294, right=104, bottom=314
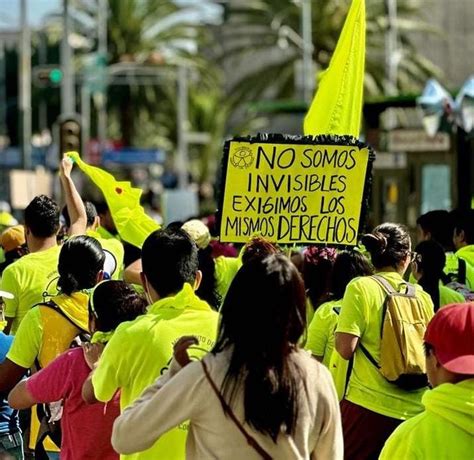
left=49, top=68, right=63, bottom=84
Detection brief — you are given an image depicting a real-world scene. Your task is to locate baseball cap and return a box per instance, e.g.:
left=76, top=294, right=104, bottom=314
left=424, top=303, right=474, bottom=375
left=181, top=220, right=211, bottom=250
left=0, top=225, right=26, bottom=253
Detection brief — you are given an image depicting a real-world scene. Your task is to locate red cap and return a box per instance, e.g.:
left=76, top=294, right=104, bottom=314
left=424, top=303, right=474, bottom=375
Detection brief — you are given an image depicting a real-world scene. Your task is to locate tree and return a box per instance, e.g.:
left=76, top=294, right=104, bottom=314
left=73, top=0, right=214, bottom=146
left=213, top=0, right=441, bottom=101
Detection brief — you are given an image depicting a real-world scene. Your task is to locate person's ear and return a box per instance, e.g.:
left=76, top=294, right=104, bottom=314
left=93, top=216, right=100, bottom=231
left=96, top=270, right=105, bottom=284
left=194, top=270, right=202, bottom=291
left=459, top=229, right=466, bottom=244
left=140, top=272, right=153, bottom=305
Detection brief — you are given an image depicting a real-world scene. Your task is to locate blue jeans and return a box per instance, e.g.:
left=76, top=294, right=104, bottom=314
left=0, top=431, right=24, bottom=460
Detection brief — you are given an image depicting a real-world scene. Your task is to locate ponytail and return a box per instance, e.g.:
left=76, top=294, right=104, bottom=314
left=414, top=240, right=446, bottom=312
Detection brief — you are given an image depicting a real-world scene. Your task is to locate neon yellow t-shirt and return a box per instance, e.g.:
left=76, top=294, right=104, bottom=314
left=0, top=245, right=61, bottom=333
left=92, top=283, right=219, bottom=460
left=86, top=230, right=125, bottom=280
left=456, top=245, right=474, bottom=287
left=336, top=272, right=434, bottom=420
left=305, top=300, right=340, bottom=367
left=439, top=285, right=465, bottom=307
left=7, top=291, right=89, bottom=369
left=214, top=256, right=241, bottom=301
left=445, top=251, right=474, bottom=290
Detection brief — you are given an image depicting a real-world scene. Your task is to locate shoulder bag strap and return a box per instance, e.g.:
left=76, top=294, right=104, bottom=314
left=371, top=275, right=397, bottom=294
left=201, top=360, right=272, bottom=460
left=458, top=258, right=467, bottom=284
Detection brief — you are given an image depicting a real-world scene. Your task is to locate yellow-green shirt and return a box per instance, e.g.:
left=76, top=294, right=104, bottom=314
left=7, top=291, right=89, bottom=369
left=380, top=380, right=474, bottom=459
left=0, top=245, right=61, bottom=333
left=456, top=245, right=474, bottom=283
left=445, top=251, right=474, bottom=290
left=306, top=300, right=340, bottom=367
left=214, top=256, right=241, bottom=301
left=92, top=284, right=219, bottom=460
left=336, top=272, right=434, bottom=420
left=439, top=285, right=465, bottom=307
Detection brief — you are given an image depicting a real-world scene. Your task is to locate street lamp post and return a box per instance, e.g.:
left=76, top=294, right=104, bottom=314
left=19, top=0, right=32, bottom=170
left=301, top=0, right=314, bottom=103
left=61, top=0, right=75, bottom=115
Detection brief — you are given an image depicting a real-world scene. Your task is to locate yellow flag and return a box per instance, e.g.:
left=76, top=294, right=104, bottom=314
left=67, top=152, right=160, bottom=248
left=304, top=0, right=366, bottom=137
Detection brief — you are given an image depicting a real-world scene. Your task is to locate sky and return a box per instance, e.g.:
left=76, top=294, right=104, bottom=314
left=0, top=0, right=60, bottom=29
left=0, top=0, right=221, bottom=30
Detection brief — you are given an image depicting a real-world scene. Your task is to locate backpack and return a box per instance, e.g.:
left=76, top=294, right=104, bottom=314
left=445, top=259, right=474, bottom=301
left=32, top=301, right=89, bottom=460
left=359, top=275, right=431, bottom=391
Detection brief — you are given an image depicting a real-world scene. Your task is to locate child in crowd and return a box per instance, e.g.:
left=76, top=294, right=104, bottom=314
left=8, top=281, right=147, bottom=460
left=381, top=303, right=474, bottom=459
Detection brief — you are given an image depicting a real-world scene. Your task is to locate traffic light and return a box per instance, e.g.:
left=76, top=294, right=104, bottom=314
left=59, top=118, right=81, bottom=156
left=33, top=66, right=63, bottom=88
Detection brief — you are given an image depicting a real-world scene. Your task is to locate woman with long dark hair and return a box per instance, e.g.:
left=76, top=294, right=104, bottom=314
left=335, top=223, right=434, bottom=460
left=112, top=254, right=343, bottom=459
left=412, top=240, right=465, bottom=311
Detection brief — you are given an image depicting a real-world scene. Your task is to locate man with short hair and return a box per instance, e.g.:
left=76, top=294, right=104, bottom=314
left=380, top=303, right=474, bottom=459
left=0, top=160, right=87, bottom=334
left=0, top=195, right=61, bottom=334
left=83, top=228, right=219, bottom=460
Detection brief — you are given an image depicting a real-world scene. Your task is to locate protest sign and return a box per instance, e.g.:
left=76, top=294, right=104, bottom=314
left=218, top=134, right=375, bottom=246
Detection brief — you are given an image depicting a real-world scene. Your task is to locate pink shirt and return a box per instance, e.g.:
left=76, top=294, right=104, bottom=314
left=27, top=347, right=119, bottom=460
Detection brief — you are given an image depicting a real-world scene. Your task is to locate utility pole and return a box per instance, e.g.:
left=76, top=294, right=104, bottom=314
left=19, top=0, right=32, bottom=169
left=81, top=85, right=90, bottom=158
left=61, top=0, right=75, bottom=115
left=0, top=39, right=6, bottom=136
left=301, top=0, right=314, bottom=103
left=38, top=32, right=48, bottom=131
left=97, top=0, right=108, bottom=151
left=177, top=66, right=189, bottom=189
left=385, top=0, right=398, bottom=96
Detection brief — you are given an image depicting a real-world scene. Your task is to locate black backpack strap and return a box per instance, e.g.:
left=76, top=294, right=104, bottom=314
left=458, top=258, right=467, bottom=284
left=358, top=342, right=380, bottom=369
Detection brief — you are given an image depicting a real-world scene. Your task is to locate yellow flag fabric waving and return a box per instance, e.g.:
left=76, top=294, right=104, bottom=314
left=67, top=152, right=159, bottom=248
left=304, top=0, right=366, bottom=137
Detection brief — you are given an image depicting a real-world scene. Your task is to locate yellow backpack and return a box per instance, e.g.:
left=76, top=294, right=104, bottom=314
left=359, top=275, right=432, bottom=390
left=30, top=301, right=89, bottom=456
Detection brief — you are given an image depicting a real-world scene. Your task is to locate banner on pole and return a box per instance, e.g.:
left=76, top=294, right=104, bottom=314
left=218, top=134, right=375, bottom=246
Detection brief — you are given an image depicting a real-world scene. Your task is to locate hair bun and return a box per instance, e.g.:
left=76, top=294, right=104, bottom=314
left=361, top=231, right=388, bottom=255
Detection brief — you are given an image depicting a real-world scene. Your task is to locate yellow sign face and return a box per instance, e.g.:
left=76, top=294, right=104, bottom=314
left=219, top=140, right=372, bottom=245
